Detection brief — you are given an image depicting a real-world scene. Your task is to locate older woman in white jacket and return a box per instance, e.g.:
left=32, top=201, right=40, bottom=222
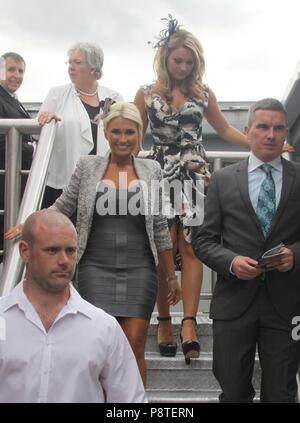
left=38, top=42, right=123, bottom=206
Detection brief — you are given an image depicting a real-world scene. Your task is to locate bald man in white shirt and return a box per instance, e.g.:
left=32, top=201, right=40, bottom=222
left=0, top=209, right=146, bottom=403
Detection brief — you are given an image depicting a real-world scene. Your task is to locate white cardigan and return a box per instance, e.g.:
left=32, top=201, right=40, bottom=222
left=39, top=83, right=123, bottom=189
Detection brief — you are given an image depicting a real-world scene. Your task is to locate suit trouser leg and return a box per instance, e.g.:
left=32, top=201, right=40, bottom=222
left=213, top=301, right=258, bottom=403
left=258, top=285, right=300, bottom=403
left=213, top=283, right=300, bottom=403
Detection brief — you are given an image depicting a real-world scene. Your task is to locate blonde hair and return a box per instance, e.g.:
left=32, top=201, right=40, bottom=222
left=103, top=102, right=143, bottom=140
left=153, top=29, right=206, bottom=102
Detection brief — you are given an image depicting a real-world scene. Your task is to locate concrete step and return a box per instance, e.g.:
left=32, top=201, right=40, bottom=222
left=146, top=352, right=261, bottom=392
left=146, top=312, right=212, bottom=354
left=146, top=389, right=220, bottom=403
left=146, top=312, right=263, bottom=403
left=146, top=389, right=261, bottom=403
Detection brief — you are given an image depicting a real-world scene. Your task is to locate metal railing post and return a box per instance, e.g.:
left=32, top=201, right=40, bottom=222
left=3, top=127, right=22, bottom=261
left=213, top=157, right=222, bottom=172
left=0, top=121, right=57, bottom=295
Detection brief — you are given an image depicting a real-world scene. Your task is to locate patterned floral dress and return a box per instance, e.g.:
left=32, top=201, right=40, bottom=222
left=141, top=84, right=210, bottom=243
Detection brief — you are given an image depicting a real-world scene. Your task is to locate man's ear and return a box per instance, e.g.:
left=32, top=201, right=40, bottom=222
left=244, top=126, right=249, bottom=136
left=19, top=240, right=30, bottom=264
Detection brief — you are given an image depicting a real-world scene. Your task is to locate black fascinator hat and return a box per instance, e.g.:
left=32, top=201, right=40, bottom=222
left=152, top=14, right=181, bottom=48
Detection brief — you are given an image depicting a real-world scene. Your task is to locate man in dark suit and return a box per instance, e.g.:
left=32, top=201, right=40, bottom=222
left=193, top=98, right=300, bottom=402
left=0, top=52, right=34, bottom=260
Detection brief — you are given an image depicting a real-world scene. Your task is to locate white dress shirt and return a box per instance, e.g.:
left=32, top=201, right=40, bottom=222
left=39, top=83, right=123, bottom=189
left=248, top=152, right=283, bottom=209
left=0, top=282, right=146, bottom=403
left=230, top=153, right=283, bottom=274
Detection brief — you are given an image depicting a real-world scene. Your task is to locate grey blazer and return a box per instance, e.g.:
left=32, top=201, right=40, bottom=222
left=52, top=154, right=172, bottom=265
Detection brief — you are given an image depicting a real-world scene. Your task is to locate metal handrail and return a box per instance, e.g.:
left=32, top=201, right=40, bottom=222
left=0, top=120, right=57, bottom=295
left=0, top=119, right=41, bottom=259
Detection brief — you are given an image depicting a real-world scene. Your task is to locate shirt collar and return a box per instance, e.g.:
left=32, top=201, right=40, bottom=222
left=67, top=285, right=93, bottom=318
left=1, top=281, right=93, bottom=319
left=248, top=152, right=282, bottom=173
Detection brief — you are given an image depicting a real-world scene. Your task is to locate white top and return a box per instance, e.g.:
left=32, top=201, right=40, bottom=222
left=39, top=83, right=123, bottom=189
left=0, top=282, right=147, bottom=403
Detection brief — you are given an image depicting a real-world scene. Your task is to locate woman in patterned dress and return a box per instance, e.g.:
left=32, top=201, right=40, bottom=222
left=134, top=19, right=250, bottom=363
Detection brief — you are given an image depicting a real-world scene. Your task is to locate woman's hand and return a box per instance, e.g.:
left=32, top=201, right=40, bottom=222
left=38, top=112, right=61, bottom=126
left=282, top=143, right=295, bottom=153
left=4, top=224, right=24, bottom=240
left=167, top=277, right=182, bottom=306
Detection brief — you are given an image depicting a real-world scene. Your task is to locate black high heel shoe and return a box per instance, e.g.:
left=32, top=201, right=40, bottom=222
left=157, top=316, right=177, bottom=357
left=180, top=316, right=200, bottom=364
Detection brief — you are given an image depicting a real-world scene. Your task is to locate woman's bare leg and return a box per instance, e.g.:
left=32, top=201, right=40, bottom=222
left=178, top=226, right=203, bottom=343
left=156, top=223, right=178, bottom=347
left=119, top=317, right=149, bottom=386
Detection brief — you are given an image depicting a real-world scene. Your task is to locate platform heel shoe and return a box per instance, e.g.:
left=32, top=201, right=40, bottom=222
left=180, top=316, right=200, bottom=365
left=157, top=316, right=177, bottom=357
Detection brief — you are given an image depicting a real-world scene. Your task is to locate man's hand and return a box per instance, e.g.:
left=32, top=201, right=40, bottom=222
left=260, top=247, right=294, bottom=272
left=232, top=256, right=264, bottom=280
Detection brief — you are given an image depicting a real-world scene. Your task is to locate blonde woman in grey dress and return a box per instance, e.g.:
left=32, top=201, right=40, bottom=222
left=58, top=103, right=181, bottom=385
left=6, top=102, right=181, bottom=386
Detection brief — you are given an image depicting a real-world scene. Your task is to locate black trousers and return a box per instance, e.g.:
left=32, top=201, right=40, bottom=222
left=213, top=283, right=300, bottom=403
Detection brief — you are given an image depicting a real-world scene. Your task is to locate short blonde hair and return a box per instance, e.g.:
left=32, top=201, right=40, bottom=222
left=153, top=29, right=206, bottom=102
left=103, top=102, right=143, bottom=140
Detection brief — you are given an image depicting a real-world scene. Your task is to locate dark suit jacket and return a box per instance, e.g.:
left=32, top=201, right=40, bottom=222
left=0, top=85, right=33, bottom=169
left=193, top=157, right=300, bottom=322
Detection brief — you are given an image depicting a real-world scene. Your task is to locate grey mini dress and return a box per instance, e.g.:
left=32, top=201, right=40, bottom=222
left=77, top=182, right=158, bottom=321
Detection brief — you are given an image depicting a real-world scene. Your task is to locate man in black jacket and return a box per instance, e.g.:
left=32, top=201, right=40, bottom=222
left=0, top=52, right=34, bottom=260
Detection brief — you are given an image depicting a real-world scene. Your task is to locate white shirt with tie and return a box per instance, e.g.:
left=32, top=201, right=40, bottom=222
left=248, top=152, right=283, bottom=210
left=229, top=153, right=283, bottom=274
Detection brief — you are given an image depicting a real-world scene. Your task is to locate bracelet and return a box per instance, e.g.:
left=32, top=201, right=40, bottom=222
left=166, top=275, right=177, bottom=283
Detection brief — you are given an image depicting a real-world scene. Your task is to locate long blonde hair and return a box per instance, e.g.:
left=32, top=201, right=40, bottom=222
left=153, top=29, right=206, bottom=102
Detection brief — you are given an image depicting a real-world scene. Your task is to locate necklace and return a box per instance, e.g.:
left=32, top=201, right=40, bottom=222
left=75, top=85, right=98, bottom=97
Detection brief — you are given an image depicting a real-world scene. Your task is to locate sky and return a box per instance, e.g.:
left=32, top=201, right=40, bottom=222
left=1, top=0, right=300, bottom=103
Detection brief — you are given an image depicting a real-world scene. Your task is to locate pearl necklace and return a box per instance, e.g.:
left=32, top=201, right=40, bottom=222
left=75, top=85, right=98, bottom=97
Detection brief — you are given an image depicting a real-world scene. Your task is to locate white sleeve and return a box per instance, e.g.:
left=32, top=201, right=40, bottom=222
left=39, top=87, right=60, bottom=113
left=100, top=321, right=147, bottom=403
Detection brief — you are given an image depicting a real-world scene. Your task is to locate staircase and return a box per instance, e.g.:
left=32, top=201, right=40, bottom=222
left=145, top=312, right=261, bottom=403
